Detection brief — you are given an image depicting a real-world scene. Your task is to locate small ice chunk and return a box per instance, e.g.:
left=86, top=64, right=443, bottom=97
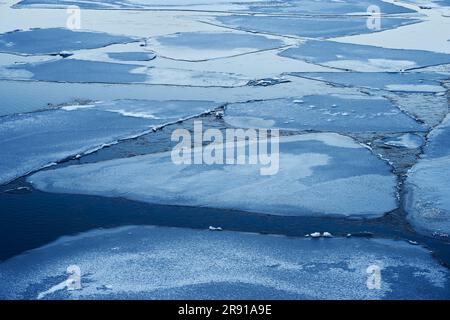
left=383, top=133, right=424, bottom=149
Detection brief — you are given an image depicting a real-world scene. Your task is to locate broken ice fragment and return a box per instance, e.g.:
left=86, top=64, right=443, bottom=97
left=405, top=115, right=450, bottom=237
left=149, top=32, right=285, bottom=61
left=28, top=133, right=397, bottom=218
left=1, top=59, right=249, bottom=86
left=215, top=15, right=419, bottom=38
left=381, top=134, right=424, bottom=149
left=224, top=95, right=427, bottom=133
left=0, top=226, right=448, bottom=299
left=289, top=72, right=449, bottom=93
left=0, top=99, right=219, bottom=184
left=281, top=41, right=450, bottom=71
left=0, top=28, right=137, bottom=55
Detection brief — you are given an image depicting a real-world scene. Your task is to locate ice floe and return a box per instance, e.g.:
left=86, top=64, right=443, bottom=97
left=289, top=72, right=449, bottom=93
left=0, top=226, right=448, bottom=299
left=405, top=114, right=450, bottom=237
left=14, top=0, right=417, bottom=14
left=214, top=15, right=419, bottom=39
left=2, top=59, right=148, bottom=83
left=0, top=28, right=137, bottom=55
left=242, top=0, right=416, bottom=15
left=29, top=133, right=397, bottom=217
left=280, top=40, right=450, bottom=71
left=1, top=59, right=250, bottom=86
left=331, top=1, right=450, bottom=54
left=224, top=95, right=427, bottom=133
left=0, top=99, right=219, bottom=184
left=148, top=32, right=286, bottom=61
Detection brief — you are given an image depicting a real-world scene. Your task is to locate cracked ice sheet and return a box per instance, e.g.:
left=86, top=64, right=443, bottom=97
left=147, top=32, right=287, bottom=61
left=13, top=0, right=417, bottom=14
left=289, top=72, right=449, bottom=93
left=213, top=15, right=420, bottom=39
left=1, top=225, right=449, bottom=300
left=280, top=40, right=450, bottom=72
left=127, top=49, right=334, bottom=80
left=332, top=1, right=450, bottom=54
left=224, top=95, right=427, bottom=133
left=0, top=59, right=250, bottom=86
left=384, top=91, right=449, bottom=127
left=405, top=114, right=450, bottom=237
left=28, top=133, right=398, bottom=218
left=0, top=73, right=351, bottom=117
left=0, top=28, right=138, bottom=55
left=0, top=99, right=219, bottom=185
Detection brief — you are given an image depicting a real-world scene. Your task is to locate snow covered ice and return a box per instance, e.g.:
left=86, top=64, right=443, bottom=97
left=28, top=133, right=398, bottom=218
left=381, top=133, right=424, bottom=149
left=0, top=226, right=448, bottom=300
left=280, top=40, right=450, bottom=72
left=224, top=95, right=427, bottom=133
left=405, top=115, right=450, bottom=237
left=148, top=32, right=286, bottom=61
left=1, top=58, right=251, bottom=86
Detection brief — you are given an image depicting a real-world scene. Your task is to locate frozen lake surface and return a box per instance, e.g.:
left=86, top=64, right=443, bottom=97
left=0, top=0, right=449, bottom=300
